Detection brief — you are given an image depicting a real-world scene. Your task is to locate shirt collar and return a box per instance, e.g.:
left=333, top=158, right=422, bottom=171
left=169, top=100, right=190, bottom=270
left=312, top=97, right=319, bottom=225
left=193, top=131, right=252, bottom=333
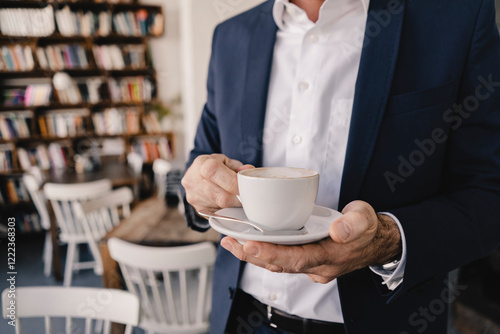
left=273, top=0, right=370, bottom=30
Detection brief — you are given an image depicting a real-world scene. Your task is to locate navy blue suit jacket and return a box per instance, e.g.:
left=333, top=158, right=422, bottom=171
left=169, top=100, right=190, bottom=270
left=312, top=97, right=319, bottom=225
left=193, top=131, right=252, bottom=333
left=184, top=0, right=500, bottom=332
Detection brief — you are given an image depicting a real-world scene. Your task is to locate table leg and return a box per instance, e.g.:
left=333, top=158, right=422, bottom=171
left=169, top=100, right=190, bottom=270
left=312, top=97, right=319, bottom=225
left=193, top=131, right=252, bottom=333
left=49, top=207, right=62, bottom=281
left=99, top=241, right=124, bottom=289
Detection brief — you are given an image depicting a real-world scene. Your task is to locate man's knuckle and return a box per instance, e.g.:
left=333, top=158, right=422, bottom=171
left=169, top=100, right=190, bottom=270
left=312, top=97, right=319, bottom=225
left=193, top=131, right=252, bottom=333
left=215, top=192, right=232, bottom=208
left=200, top=159, right=219, bottom=181
left=193, top=155, right=207, bottom=166
left=212, top=153, right=224, bottom=160
left=181, top=176, right=191, bottom=188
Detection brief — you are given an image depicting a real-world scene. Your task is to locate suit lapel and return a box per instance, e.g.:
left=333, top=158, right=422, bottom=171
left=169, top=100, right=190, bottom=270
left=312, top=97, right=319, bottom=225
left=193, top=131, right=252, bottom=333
left=240, top=1, right=278, bottom=167
left=339, top=0, right=406, bottom=207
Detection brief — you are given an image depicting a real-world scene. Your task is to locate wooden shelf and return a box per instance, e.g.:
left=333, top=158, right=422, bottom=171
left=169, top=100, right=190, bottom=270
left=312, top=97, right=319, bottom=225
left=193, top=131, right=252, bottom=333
left=0, top=68, right=154, bottom=79
left=0, top=100, right=158, bottom=112
left=0, top=1, right=51, bottom=9
left=0, top=0, right=171, bottom=228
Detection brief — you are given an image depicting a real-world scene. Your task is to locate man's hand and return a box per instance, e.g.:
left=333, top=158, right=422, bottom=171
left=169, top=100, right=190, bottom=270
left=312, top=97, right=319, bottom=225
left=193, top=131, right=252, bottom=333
left=181, top=154, right=254, bottom=213
left=220, top=200, right=402, bottom=283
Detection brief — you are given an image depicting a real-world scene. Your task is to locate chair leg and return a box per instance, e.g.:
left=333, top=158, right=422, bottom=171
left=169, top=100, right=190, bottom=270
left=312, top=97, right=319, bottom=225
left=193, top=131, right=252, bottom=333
left=74, top=244, right=80, bottom=269
left=88, top=240, right=103, bottom=275
left=43, top=231, right=53, bottom=277
left=64, top=242, right=76, bottom=286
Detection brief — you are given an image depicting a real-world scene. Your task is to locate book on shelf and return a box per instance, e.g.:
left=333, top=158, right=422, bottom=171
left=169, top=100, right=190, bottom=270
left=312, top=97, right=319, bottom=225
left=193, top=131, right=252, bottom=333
left=0, top=143, right=15, bottom=173
left=37, top=44, right=90, bottom=71
left=17, top=145, right=51, bottom=171
left=0, top=111, right=32, bottom=140
left=3, top=177, right=30, bottom=204
left=141, top=111, right=162, bottom=134
left=54, top=75, right=106, bottom=105
left=47, top=142, right=70, bottom=169
left=55, top=6, right=112, bottom=37
left=1, top=88, right=25, bottom=107
left=1, top=76, right=53, bottom=107
left=38, top=108, right=90, bottom=138
left=100, top=137, right=126, bottom=156
left=132, top=137, right=172, bottom=162
left=0, top=45, right=35, bottom=72
left=92, top=107, right=140, bottom=135
left=113, top=9, right=163, bottom=37
left=107, top=76, right=154, bottom=103
left=93, top=44, right=146, bottom=70
left=0, top=6, right=55, bottom=37
left=24, top=84, right=53, bottom=107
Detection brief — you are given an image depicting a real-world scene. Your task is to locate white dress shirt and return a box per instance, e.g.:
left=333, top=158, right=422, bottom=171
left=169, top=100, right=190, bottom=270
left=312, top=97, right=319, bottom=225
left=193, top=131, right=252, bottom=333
left=240, top=0, right=407, bottom=323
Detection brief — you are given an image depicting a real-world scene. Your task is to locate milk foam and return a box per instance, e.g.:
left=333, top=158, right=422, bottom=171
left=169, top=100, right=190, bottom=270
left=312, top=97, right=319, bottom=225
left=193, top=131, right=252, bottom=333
left=241, top=167, right=317, bottom=179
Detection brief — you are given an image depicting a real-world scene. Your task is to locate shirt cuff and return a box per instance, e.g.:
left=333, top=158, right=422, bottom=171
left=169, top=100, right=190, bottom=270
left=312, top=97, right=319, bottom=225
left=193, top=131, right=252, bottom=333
left=369, top=212, right=407, bottom=291
left=183, top=196, right=211, bottom=232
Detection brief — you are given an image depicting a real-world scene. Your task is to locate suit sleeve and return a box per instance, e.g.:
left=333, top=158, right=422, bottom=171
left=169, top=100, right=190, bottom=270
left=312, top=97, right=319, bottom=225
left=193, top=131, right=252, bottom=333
left=181, top=26, right=222, bottom=232
left=389, top=0, right=500, bottom=300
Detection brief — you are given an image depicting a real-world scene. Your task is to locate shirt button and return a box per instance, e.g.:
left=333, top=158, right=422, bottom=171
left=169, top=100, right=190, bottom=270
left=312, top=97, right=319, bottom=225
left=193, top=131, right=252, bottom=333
left=269, top=293, right=278, bottom=301
left=298, top=82, right=309, bottom=92
left=292, top=135, right=302, bottom=144
left=309, top=34, right=319, bottom=43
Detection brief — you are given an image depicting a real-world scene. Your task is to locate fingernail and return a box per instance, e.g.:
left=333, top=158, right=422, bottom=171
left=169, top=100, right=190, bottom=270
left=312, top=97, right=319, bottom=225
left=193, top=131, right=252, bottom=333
left=245, top=245, right=259, bottom=257
left=221, top=240, right=233, bottom=253
left=335, top=221, right=351, bottom=241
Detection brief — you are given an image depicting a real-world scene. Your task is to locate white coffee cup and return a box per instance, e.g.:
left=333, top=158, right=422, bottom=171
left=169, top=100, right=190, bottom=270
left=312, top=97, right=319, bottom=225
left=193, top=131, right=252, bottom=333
left=237, top=167, right=319, bottom=231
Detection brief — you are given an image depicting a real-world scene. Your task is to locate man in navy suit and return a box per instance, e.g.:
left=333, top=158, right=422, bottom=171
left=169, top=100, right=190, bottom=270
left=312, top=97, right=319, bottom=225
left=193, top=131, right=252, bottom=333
left=181, top=0, right=500, bottom=333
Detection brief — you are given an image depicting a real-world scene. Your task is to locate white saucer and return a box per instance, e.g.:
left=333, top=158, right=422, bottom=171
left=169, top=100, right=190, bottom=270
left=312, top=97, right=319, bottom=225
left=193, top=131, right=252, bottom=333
left=209, top=205, right=342, bottom=245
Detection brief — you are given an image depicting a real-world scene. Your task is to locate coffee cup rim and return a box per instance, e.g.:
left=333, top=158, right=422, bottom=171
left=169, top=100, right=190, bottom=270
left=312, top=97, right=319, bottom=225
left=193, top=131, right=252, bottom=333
left=238, top=167, right=319, bottom=179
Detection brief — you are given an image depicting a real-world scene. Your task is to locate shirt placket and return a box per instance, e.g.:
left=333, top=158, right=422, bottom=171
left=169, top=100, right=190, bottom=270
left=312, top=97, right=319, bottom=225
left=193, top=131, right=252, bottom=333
left=286, top=25, right=322, bottom=168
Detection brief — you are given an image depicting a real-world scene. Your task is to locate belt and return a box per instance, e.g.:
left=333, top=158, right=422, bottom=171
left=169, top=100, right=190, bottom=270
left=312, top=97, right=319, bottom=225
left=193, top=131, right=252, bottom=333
left=235, top=290, right=345, bottom=334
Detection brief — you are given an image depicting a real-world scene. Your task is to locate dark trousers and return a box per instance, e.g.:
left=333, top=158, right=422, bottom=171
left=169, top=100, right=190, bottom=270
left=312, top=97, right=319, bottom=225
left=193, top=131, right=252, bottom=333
left=225, top=290, right=293, bottom=334
left=225, top=290, right=345, bottom=334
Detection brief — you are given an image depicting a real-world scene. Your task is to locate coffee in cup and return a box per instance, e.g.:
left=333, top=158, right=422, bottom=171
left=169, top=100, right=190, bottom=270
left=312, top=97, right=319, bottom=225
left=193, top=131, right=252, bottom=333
left=237, top=167, right=319, bottom=231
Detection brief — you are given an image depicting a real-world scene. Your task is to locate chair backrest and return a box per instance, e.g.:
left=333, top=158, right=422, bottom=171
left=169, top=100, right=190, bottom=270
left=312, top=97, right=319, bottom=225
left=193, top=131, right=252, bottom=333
left=27, top=166, right=45, bottom=184
left=75, top=187, right=134, bottom=242
left=152, top=158, right=172, bottom=199
left=23, top=173, right=51, bottom=231
left=1, top=286, right=139, bottom=334
left=43, top=179, right=112, bottom=241
left=108, top=238, right=216, bottom=333
left=127, top=152, right=143, bottom=176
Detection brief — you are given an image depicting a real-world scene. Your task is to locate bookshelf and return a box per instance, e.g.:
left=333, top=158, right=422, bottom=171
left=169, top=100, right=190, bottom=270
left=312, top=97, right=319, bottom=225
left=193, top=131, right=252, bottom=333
left=0, top=0, right=172, bottom=233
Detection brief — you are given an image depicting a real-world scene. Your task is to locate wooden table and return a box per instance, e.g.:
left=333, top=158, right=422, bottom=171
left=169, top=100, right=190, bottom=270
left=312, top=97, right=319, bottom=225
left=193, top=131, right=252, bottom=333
left=47, top=161, right=138, bottom=188
left=46, top=161, right=139, bottom=281
left=100, top=197, right=221, bottom=290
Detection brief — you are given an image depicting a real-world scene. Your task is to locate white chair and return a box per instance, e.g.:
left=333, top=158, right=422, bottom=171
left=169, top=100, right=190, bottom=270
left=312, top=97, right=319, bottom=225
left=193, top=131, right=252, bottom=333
left=108, top=238, right=216, bottom=334
left=23, top=171, right=53, bottom=277
left=26, top=165, right=44, bottom=184
left=43, top=179, right=112, bottom=286
left=127, top=151, right=144, bottom=176
left=127, top=152, right=144, bottom=198
left=75, top=187, right=134, bottom=279
left=1, top=286, right=139, bottom=334
left=152, top=158, right=172, bottom=199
